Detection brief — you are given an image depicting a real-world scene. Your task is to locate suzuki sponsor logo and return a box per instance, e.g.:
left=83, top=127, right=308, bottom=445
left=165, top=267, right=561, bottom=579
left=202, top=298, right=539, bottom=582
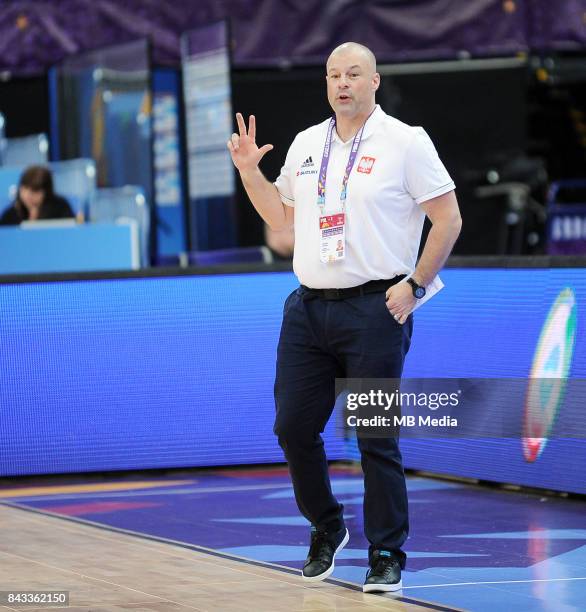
left=297, top=155, right=318, bottom=176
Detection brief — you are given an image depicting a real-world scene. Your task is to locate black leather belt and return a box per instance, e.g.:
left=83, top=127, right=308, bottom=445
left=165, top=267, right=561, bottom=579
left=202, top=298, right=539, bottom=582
left=301, top=276, right=406, bottom=300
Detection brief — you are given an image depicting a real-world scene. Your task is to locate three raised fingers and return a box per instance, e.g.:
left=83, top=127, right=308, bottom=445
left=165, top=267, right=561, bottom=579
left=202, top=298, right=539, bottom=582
left=227, top=113, right=270, bottom=158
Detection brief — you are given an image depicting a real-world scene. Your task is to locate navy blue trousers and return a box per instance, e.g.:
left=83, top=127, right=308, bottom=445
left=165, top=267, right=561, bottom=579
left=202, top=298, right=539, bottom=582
left=274, top=286, right=412, bottom=568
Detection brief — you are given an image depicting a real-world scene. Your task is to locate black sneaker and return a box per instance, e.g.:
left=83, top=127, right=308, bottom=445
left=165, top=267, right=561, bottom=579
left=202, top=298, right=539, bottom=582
left=363, top=550, right=402, bottom=592
left=302, top=526, right=349, bottom=582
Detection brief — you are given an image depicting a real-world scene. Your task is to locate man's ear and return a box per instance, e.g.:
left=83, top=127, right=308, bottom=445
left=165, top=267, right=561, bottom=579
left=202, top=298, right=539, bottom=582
left=372, top=72, right=381, bottom=92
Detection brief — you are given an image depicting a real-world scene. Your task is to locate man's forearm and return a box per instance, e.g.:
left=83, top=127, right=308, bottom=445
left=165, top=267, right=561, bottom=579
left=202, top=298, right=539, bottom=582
left=240, top=168, right=289, bottom=230
left=413, top=218, right=462, bottom=286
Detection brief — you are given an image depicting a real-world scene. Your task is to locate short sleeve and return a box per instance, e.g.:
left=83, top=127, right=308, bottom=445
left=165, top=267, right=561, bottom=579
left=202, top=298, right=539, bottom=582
left=404, top=128, right=455, bottom=205
left=274, top=135, right=299, bottom=207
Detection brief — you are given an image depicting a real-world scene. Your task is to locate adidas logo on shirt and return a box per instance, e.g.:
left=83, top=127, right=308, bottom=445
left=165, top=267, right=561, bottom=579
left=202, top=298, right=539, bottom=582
left=297, top=155, right=318, bottom=176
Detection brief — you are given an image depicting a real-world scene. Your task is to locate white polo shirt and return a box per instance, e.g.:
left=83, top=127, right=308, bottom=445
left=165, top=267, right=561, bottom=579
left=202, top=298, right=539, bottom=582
left=274, top=105, right=455, bottom=289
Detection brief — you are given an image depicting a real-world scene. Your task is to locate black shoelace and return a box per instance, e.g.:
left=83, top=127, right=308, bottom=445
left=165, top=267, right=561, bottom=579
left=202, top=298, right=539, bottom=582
left=370, top=555, right=398, bottom=578
left=308, top=531, right=334, bottom=562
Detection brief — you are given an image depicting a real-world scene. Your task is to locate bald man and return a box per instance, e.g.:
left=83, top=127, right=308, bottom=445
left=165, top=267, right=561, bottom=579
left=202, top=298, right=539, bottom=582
left=228, top=42, right=461, bottom=592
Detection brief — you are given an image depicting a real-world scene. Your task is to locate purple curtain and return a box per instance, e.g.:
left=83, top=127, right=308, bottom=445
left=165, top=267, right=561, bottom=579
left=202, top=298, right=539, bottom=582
left=0, top=0, right=583, bottom=77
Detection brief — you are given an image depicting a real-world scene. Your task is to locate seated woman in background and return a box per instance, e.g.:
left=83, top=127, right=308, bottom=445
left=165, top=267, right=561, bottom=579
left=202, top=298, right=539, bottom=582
left=0, top=165, right=74, bottom=225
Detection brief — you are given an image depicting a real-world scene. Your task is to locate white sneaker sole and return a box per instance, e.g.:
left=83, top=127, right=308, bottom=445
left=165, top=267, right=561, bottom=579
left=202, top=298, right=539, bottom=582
left=302, top=528, right=350, bottom=582
left=363, top=579, right=403, bottom=593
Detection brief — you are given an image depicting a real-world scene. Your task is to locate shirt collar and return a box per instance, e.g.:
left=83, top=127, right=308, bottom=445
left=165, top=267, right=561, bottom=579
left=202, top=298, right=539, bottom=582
left=331, top=104, right=384, bottom=145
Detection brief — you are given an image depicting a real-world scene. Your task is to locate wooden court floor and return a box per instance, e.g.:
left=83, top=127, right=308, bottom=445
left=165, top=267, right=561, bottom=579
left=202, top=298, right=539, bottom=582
left=0, top=504, right=446, bottom=612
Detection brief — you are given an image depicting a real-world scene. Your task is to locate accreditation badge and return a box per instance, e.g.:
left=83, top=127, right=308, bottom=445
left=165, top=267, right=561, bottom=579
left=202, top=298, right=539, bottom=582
left=319, top=212, right=345, bottom=263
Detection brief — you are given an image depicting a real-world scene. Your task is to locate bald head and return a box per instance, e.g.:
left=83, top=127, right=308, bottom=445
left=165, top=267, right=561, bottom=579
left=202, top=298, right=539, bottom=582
left=327, top=42, right=377, bottom=75
left=325, top=42, right=380, bottom=122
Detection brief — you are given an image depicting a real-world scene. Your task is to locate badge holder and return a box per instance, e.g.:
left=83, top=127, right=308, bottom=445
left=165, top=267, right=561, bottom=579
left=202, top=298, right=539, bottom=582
left=319, top=212, right=346, bottom=263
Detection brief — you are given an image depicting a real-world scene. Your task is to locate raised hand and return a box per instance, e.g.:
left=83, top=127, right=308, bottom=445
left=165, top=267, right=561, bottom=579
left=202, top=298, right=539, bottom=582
left=227, top=113, right=274, bottom=174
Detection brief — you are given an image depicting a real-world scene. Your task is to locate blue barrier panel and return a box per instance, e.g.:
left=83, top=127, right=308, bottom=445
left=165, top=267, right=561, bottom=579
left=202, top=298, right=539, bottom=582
left=0, top=266, right=585, bottom=495
left=0, top=271, right=344, bottom=475
left=0, top=222, right=139, bottom=274
left=346, top=267, right=586, bottom=495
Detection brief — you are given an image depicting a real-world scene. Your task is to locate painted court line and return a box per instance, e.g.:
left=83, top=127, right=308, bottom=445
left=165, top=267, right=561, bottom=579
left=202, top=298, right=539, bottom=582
left=403, top=576, right=586, bottom=589
left=0, top=480, right=193, bottom=498
left=1, top=482, right=294, bottom=502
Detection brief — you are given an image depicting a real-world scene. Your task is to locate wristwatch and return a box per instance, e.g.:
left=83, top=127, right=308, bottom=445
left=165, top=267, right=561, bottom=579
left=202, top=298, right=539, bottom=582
left=407, top=277, right=426, bottom=299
